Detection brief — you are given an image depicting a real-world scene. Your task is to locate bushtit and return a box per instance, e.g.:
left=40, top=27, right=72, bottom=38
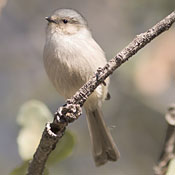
left=43, top=9, right=120, bottom=166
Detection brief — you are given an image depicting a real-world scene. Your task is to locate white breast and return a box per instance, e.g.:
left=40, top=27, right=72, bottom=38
left=43, top=28, right=109, bottom=109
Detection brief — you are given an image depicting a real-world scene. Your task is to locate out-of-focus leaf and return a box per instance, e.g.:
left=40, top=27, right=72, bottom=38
left=10, top=161, right=49, bottom=175
left=166, top=158, right=175, bottom=175
left=17, top=100, right=52, bottom=160
left=134, top=30, right=175, bottom=96
left=17, top=100, right=52, bottom=126
left=0, top=0, right=7, bottom=14
left=10, top=161, right=29, bottom=175
left=47, top=130, right=75, bottom=165
left=16, top=99, right=76, bottom=171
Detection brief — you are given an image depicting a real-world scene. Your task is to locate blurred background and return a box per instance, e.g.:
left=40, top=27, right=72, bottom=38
left=0, top=0, right=175, bottom=174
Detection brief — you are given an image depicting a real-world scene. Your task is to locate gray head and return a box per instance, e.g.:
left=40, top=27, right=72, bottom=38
left=45, top=9, right=88, bottom=35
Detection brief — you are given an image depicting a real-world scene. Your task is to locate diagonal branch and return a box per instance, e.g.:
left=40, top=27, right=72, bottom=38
left=27, top=10, right=175, bottom=175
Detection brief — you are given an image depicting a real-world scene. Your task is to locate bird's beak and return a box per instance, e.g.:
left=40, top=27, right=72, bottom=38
left=45, top=16, right=56, bottom=23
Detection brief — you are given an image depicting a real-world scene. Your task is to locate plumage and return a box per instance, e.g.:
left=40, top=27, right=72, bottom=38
left=43, top=8, right=120, bottom=166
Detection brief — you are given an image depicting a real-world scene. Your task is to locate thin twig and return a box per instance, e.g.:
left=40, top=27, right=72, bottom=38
left=27, top=10, right=175, bottom=175
left=154, top=104, right=175, bottom=175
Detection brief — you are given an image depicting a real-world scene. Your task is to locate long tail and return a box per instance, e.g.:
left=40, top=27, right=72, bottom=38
left=85, top=106, right=120, bottom=166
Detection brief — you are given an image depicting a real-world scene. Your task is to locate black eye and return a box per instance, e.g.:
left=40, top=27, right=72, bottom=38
left=62, top=19, right=68, bottom=24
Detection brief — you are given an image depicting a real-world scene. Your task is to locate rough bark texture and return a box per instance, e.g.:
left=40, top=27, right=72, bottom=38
left=27, top=11, right=175, bottom=175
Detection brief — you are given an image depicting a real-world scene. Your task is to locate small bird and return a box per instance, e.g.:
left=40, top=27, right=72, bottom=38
left=43, top=8, right=120, bottom=166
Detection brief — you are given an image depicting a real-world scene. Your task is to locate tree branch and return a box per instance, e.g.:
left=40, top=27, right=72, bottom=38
left=154, top=104, right=175, bottom=175
left=27, top=10, right=175, bottom=175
